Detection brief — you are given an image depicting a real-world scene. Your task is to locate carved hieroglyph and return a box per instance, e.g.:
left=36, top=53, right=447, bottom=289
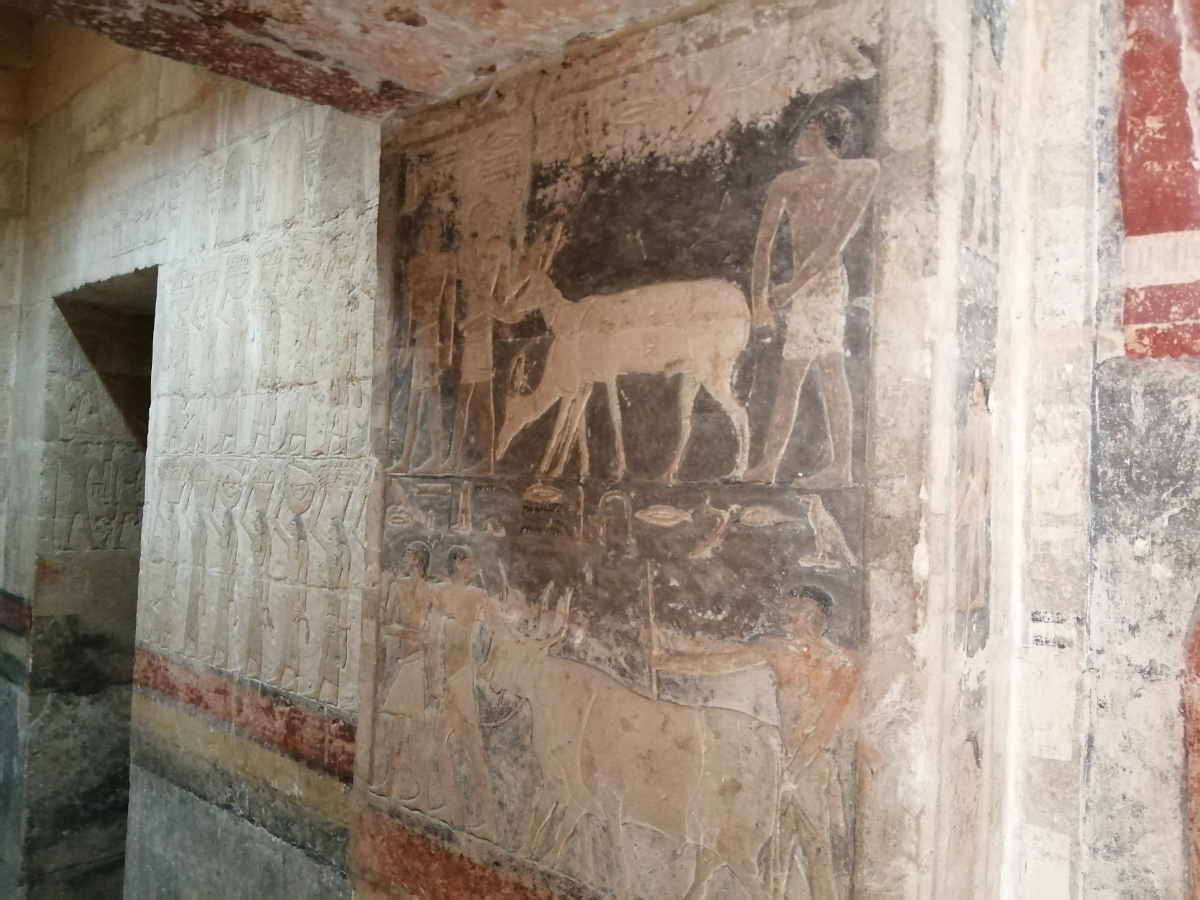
left=372, top=3, right=879, bottom=897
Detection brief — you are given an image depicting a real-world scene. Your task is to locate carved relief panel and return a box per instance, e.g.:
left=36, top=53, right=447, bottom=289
left=370, top=3, right=881, bottom=897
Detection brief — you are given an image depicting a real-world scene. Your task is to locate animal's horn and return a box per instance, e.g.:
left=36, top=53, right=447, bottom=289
left=541, top=222, right=565, bottom=271
left=533, top=581, right=556, bottom=638
left=550, top=585, right=574, bottom=639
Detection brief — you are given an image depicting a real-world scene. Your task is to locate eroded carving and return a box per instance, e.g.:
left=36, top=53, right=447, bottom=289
left=374, top=22, right=877, bottom=898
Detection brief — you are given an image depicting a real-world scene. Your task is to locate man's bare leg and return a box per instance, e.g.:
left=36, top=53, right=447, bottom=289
left=793, top=353, right=854, bottom=489
left=439, top=383, right=475, bottom=473
left=743, top=358, right=811, bottom=483
left=411, top=387, right=446, bottom=474
left=463, top=381, right=495, bottom=476
left=399, top=388, right=424, bottom=473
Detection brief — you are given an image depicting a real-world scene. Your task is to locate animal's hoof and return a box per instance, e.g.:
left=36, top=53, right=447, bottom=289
left=740, top=465, right=776, bottom=484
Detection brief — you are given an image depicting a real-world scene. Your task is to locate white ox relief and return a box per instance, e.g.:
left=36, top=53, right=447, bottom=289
left=494, top=228, right=751, bottom=483
left=484, top=596, right=780, bottom=900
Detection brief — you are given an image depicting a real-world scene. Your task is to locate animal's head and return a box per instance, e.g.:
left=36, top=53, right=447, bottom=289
left=496, top=347, right=541, bottom=459
left=482, top=585, right=573, bottom=694
left=496, top=223, right=568, bottom=325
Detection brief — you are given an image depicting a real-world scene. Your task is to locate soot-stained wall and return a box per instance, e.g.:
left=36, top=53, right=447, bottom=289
left=356, top=1, right=952, bottom=897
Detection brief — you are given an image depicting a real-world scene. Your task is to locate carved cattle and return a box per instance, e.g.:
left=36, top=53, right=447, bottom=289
left=484, top=598, right=780, bottom=899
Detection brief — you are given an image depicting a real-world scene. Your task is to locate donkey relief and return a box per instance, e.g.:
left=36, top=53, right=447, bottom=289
left=494, top=224, right=752, bottom=483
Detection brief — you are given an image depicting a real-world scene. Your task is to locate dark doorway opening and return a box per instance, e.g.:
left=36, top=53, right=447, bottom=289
left=41, top=266, right=157, bottom=898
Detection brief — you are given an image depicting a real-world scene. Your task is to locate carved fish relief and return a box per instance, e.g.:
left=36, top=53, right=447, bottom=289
left=635, top=505, right=693, bottom=527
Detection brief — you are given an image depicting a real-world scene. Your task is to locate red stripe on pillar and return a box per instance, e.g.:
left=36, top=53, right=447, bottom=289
left=134, top=648, right=355, bottom=782
left=1120, top=0, right=1200, bottom=236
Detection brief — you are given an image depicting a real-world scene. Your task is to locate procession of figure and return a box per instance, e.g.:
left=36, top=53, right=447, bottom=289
left=142, top=455, right=369, bottom=705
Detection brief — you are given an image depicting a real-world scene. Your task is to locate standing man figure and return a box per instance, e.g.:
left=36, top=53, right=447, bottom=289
left=654, top=585, right=861, bottom=900
left=441, top=202, right=507, bottom=475
left=424, top=546, right=499, bottom=840
left=374, top=541, right=434, bottom=802
left=398, top=213, right=454, bottom=472
left=744, top=106, right=879, bottom=489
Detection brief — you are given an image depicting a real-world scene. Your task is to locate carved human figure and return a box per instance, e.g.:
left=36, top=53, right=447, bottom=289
left=53, top=452, right=93, bottom=551
left=236, top=472, right=278, bottom=681
left=168, top=268, right=196, bottom=399
left=398, top=213, right=455, bottom=472
left=271, top=463, right=318, bottom=692
left=744, top=107, right=879, bottom=488
left=145, top=460, right=186, bottom=646
left=655, top=586, right=860, bottom=900
left=373, top=541, right=434, bottom=802
left=112, top=447, right=144, bottom=551
left=251, top=243, right=286, bottom=453
left=424, top=545, right=500, bottom=839
left=442, top=203, right=507, bottom=475
left=956, top=378, right=991, bottom=612
left=326, top=231, right=368, bottom=457
left=207, top=465, right=244, bottom=667
left=313, top=516, right=354, bottom=703
left=183, top=464, right=214, bottom=658
left=85, top=451, right=117, bottom=549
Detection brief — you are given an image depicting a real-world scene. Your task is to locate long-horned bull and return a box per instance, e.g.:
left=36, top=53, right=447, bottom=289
left=484, top=592, right=780, bottom=899
left=493, top=226, right=751, bottom=483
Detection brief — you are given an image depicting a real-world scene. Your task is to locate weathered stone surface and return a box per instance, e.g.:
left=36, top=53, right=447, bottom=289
left=23, top=686, right=132, bottom=893
left=358, top=2, right=961, bottom=898
left=1, top=0, right=722, bottom=116
left=124, top=767, right=351, bottom=900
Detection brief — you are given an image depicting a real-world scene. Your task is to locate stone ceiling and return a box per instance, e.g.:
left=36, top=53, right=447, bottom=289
left=0, top=0, right=706, bottom=115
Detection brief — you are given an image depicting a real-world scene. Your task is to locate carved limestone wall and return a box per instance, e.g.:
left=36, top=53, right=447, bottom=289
left=0, top=19, right=380, bottom=898
left=358, top=0, right=963, bottom=896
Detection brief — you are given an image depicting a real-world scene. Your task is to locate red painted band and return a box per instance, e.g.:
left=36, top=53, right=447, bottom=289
left=1120, top=0, right=1200, bottom=236
left=352, top=804, right=553, bottom=900
left=134, top=647, right=355, bottom=782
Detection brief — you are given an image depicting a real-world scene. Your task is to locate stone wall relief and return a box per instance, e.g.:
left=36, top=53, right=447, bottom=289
left=47, top=440, right=145, bottom=553
left=376, top=74, right=879, bottom=899
left=141, top=455, right=371, bottom=705
left=155, top=210, right=375, bottom=460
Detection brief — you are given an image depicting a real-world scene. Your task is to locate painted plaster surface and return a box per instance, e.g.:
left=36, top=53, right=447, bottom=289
left=357, top=0, right=961, bottom=896
left=6, top=0, right=713, bottom=114
left=1120, top=0, right=1200, bottom=357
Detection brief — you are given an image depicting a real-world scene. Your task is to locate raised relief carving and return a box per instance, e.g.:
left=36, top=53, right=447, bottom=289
left=745, top=107, right=879, bottom=490
left=376, top=41, right=876, bottom=900
left=272, top=461, right=317, bottom=691
left=183, top=459, right=213, bottom=658
left=239, top=462, right=280, bottom=679
left=442, top=201, right=508, bottom=476
left=145, top=458, right=186, bottom=647
left=397, top=207, right=454, bottom=473
left=496, top=227, right=751, bottom=483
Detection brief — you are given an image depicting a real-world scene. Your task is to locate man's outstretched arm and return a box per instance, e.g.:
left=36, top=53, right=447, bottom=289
left=653, top=631, right=771, bottom=675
